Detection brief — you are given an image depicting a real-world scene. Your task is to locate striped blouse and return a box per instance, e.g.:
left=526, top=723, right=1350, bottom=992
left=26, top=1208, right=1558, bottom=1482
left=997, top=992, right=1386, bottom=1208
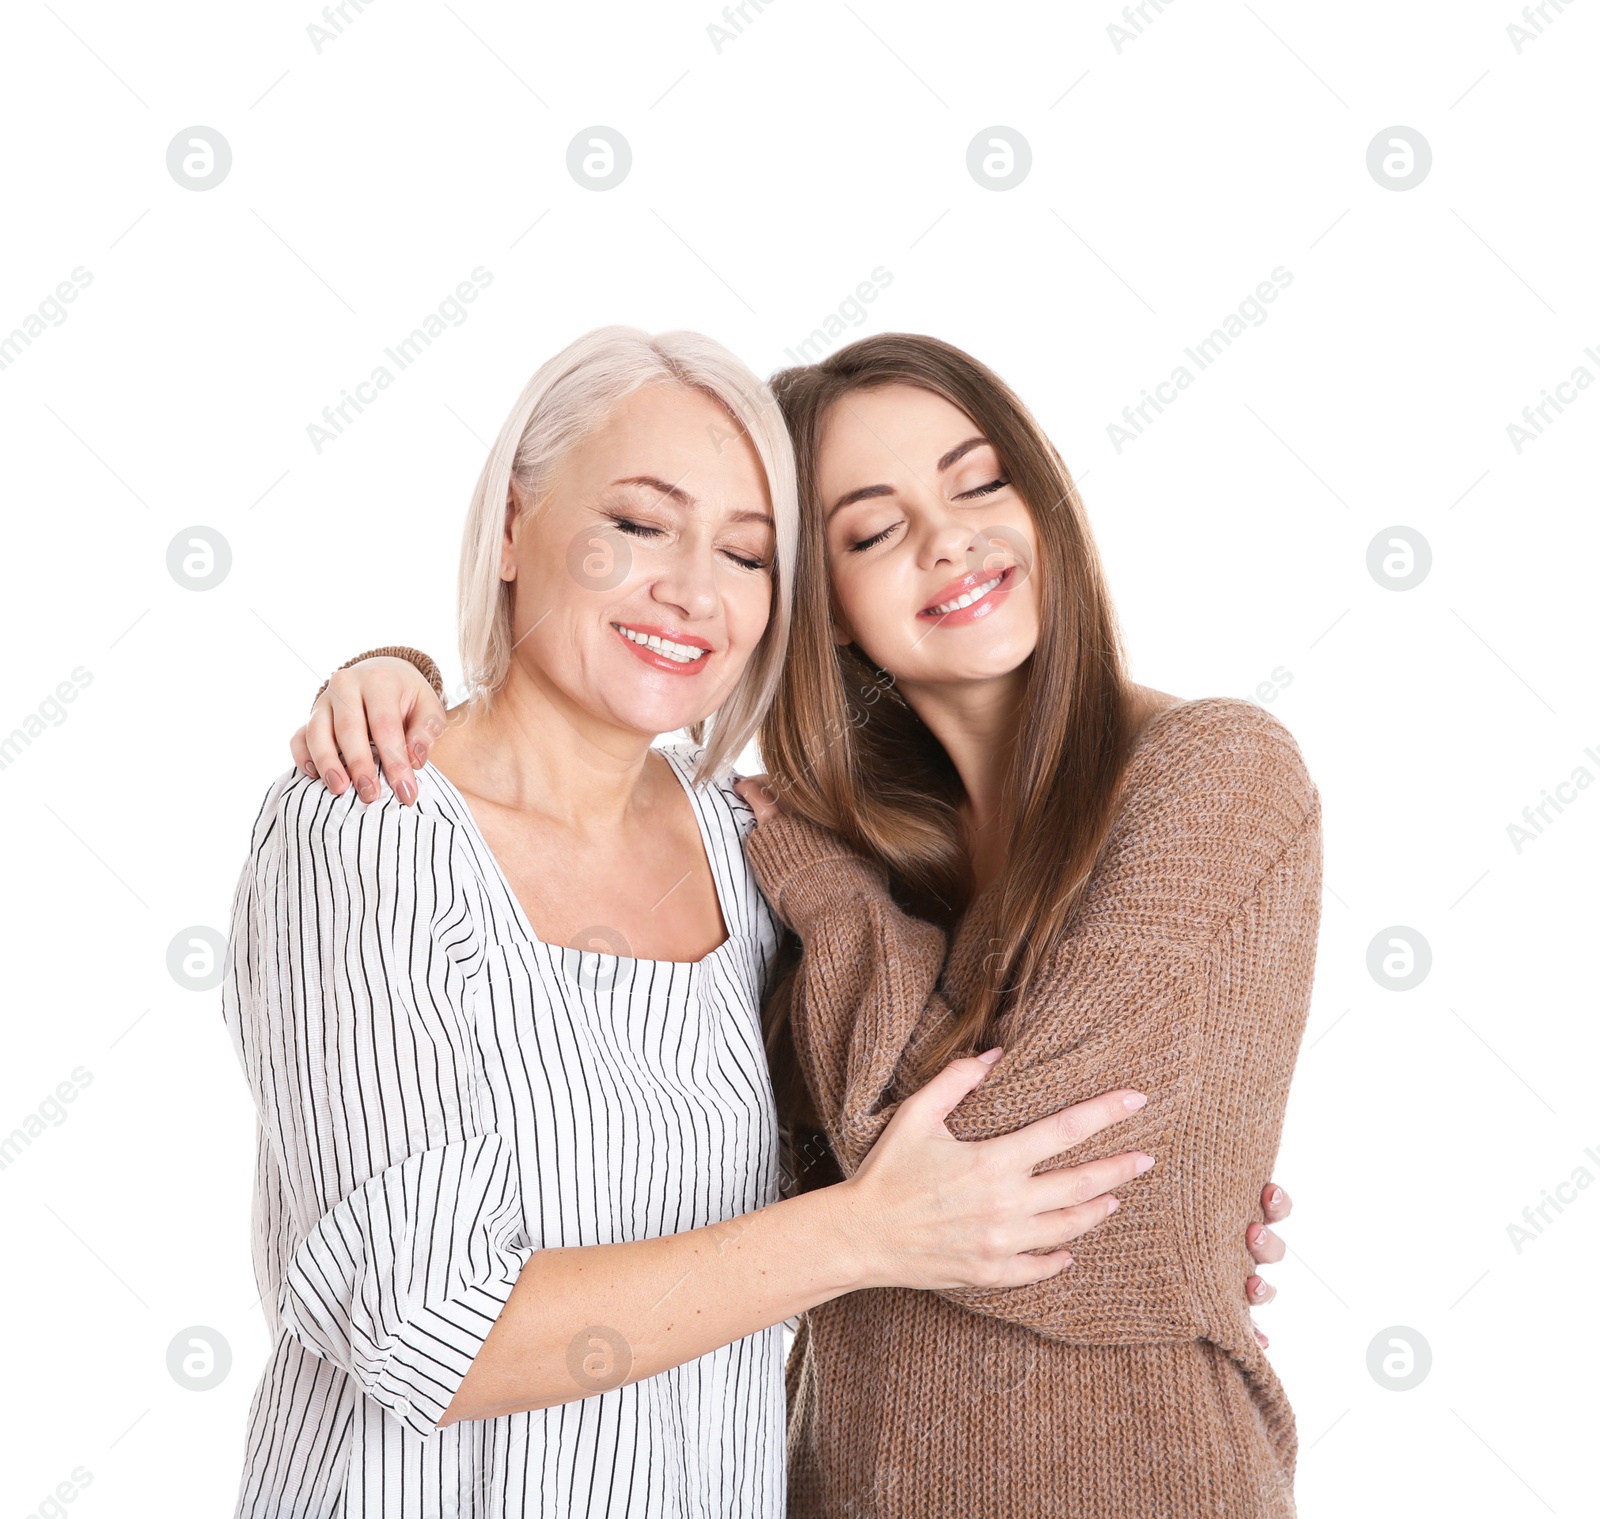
left=221, top=743, right=787, bottom=1518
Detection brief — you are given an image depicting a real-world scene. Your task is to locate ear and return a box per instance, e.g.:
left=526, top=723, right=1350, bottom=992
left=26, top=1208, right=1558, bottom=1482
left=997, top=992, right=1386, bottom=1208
left=500, top=480, right=521, bottom=582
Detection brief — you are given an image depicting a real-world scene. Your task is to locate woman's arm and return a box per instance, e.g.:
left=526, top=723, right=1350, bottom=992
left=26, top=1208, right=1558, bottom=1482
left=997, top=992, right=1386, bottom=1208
left=291, top=648, right=447, bottom=805
left=736, top=700, right=1320, bottom=1348
left=224, top=769, right=1153, bottom=1436
left=447, top=1055, right=1133, bottom=1423
left=285, top=658, right=1293, bottom=1338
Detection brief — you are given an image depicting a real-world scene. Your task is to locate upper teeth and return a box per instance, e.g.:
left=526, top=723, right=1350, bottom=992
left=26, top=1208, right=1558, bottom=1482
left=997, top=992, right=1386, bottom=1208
left=929, top=575, right=1002, bottom=616
left=615, top=625, right=706, bottom=663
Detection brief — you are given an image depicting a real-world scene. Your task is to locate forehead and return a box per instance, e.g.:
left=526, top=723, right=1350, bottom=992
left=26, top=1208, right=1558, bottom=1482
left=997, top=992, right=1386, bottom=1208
left=563, top=384, right=770, bottom=502
left=817, top=384, right=983, bottom=475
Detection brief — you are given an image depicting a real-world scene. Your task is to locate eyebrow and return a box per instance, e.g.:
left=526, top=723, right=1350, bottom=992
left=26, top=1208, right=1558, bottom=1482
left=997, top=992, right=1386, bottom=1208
left=826, top=435, right=992, bottom=519
left=611, top=476, right=773, bottom=527
left=612, top=475, right=693, bottom=505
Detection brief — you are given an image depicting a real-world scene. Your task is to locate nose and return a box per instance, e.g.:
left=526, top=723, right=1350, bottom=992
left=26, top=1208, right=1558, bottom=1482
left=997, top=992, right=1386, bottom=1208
left=650, top=530, right=719, bottom=622
left=913, top=504, right=976, bottom=573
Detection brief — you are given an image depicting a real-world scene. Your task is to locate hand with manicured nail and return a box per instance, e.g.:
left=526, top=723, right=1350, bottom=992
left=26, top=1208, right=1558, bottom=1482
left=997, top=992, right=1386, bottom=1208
left=1245, top=1180, right=1292, bottom=1346
left=289, top=655, right=448, bottom=806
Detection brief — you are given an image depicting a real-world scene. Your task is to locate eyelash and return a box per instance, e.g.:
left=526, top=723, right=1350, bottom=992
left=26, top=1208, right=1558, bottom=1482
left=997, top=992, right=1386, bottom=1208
left=608, top=516, right=767, bottom=571
left=845, top=479, right=1010, bottom=553
left=960, top=477, right=1009, bottom=499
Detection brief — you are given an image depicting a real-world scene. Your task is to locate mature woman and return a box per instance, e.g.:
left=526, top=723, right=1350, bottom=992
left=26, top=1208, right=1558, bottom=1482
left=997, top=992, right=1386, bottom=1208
left=222, top=328, right=1159, bottom=1519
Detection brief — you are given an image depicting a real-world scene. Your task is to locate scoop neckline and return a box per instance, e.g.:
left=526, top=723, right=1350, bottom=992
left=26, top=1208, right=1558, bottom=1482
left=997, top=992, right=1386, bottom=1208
left=419, top=747, right=739, bottom=970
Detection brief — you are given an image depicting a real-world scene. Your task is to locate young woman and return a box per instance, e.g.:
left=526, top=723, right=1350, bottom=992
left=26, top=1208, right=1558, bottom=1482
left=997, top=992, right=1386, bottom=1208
left=291, top=334, right=1309, bottom=1518
left=739, top=337, right=1319, bottom=1518
left=223, top=328, right=1166, bottom=1519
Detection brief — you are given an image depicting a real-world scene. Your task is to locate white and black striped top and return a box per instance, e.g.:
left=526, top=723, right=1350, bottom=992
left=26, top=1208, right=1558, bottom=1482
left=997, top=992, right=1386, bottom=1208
left=222, top=743, right=786, bottom=1518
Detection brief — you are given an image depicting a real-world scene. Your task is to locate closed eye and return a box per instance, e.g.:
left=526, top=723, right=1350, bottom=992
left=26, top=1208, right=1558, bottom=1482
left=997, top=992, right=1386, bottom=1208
left=956, top=478, right=1009, bottom=500
left=608, top=516, right=663, bottom=538
left=847, top=521, right=902, bottom=554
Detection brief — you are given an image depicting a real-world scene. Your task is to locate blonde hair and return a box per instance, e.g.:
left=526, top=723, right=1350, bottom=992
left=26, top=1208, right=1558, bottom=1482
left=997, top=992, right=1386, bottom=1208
left=457, top=326, right=798, bottom=783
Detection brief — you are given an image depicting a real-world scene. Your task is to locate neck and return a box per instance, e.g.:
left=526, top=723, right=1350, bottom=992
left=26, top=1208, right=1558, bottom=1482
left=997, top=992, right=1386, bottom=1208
left=898, top=665, right=1029, bottom=852
left=432, top=657, right=657, bottom=832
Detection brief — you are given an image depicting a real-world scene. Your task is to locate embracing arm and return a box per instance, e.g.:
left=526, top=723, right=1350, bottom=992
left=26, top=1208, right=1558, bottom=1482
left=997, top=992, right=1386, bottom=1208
left=742, top=699, right=1321, bottom=1347
left=224, top=771, right=1150, bottom=1433
left=292, top=646, right=447, bottom=805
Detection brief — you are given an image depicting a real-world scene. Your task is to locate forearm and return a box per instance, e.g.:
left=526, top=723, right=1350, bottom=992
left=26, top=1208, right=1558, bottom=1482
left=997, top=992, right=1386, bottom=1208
left=444, top=1181, right=865, bottom=1424
left=744, top=817, right=956, bottom=1170
left=938, top=814, right=1323, bottom=1344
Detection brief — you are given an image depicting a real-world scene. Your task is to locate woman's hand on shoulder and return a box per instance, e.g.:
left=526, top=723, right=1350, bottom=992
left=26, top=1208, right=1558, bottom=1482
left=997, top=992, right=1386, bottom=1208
left=732, top=773, right=782, bottom=827
left=1244, top=1179, right=1292, bottom=1347
left=290, top=656, right=447, bottom=807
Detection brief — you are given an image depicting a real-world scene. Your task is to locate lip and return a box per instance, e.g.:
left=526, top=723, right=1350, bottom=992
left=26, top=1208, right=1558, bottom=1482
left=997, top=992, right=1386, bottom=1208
left=917, top=564, right=1018, bottom=626
left=610, top=621, right=714, bottom=675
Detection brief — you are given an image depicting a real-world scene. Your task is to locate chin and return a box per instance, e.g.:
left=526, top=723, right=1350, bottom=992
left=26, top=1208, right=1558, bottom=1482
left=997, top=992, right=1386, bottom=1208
left=890, top=627, right=1038, bottom=687
left=602, top=688, right=717, bottom=740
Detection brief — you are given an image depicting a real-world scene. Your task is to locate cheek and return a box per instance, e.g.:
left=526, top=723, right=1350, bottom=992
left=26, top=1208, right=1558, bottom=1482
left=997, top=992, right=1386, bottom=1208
left=722, top=573, right=774, bottom=655
left=828, top=559, right=908, bottom=663
left=825, top=560, right=870, bottom=634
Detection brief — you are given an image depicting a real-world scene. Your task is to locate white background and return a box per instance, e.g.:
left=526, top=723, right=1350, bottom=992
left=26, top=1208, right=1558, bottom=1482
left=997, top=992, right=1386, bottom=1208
left=1, top=1, right=1596, bottom=1514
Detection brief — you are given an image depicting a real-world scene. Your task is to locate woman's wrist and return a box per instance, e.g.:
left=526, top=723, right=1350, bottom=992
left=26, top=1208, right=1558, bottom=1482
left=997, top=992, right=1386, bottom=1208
left=313, top=645, right=444, bottom=710
left=778, top=1177, right=883, bottom=1298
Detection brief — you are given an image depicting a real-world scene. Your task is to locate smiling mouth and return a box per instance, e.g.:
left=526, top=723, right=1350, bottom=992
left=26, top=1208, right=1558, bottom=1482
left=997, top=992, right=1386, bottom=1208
left=611, top=623, right=710, bottom=665
left=920, top=565, right=1015, bottom=618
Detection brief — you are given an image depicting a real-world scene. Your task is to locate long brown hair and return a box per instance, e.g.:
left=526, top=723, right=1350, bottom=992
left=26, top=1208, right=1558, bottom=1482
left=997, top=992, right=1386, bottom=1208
left=759, top=334, right=1137, bottom=1095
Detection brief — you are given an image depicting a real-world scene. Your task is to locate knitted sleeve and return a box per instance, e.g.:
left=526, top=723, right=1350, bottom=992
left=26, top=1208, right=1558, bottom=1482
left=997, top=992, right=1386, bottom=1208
left=742, top=698, right=1321, bottom=1354
left=312, top=645, right=445, bottom=709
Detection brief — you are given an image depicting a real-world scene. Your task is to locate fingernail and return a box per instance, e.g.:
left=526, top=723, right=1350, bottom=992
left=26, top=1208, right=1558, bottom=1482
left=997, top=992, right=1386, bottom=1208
left=397, top=774, right=417, bottom=805
left=324, top=769, right=344, bottom=792
left=1269, top=1186, right=1283, bottom=1207
left=1134, top=1154, right=1155, bottom=1174
left=301, top=760, right=317, bottom=778
left=1106, top=1196, right=1119, bottom=1215
left=356, top=777, right=376, bottom=803
left=978, top=1047, right=1004, bottom=1064
left=1123, top=1093, right=1148, bottom=1111
left=1062, top=1255, right=1075, bottom=1267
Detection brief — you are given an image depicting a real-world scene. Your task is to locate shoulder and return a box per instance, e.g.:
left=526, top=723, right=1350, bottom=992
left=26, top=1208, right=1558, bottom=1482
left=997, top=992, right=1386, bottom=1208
left=1122, top=696, right=1318, bottom=831
left=657, top=739, right=762, bottom=843
left=237, top=770, right=488, bottom=977
left=1078, top=698, right=1320, bottom=932
left=244, top=765, right=467, bottom=881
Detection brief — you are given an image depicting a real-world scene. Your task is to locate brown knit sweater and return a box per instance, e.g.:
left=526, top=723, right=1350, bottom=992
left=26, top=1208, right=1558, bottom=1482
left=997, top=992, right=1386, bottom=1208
left=741, top=697, right=1322, bottom=1519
